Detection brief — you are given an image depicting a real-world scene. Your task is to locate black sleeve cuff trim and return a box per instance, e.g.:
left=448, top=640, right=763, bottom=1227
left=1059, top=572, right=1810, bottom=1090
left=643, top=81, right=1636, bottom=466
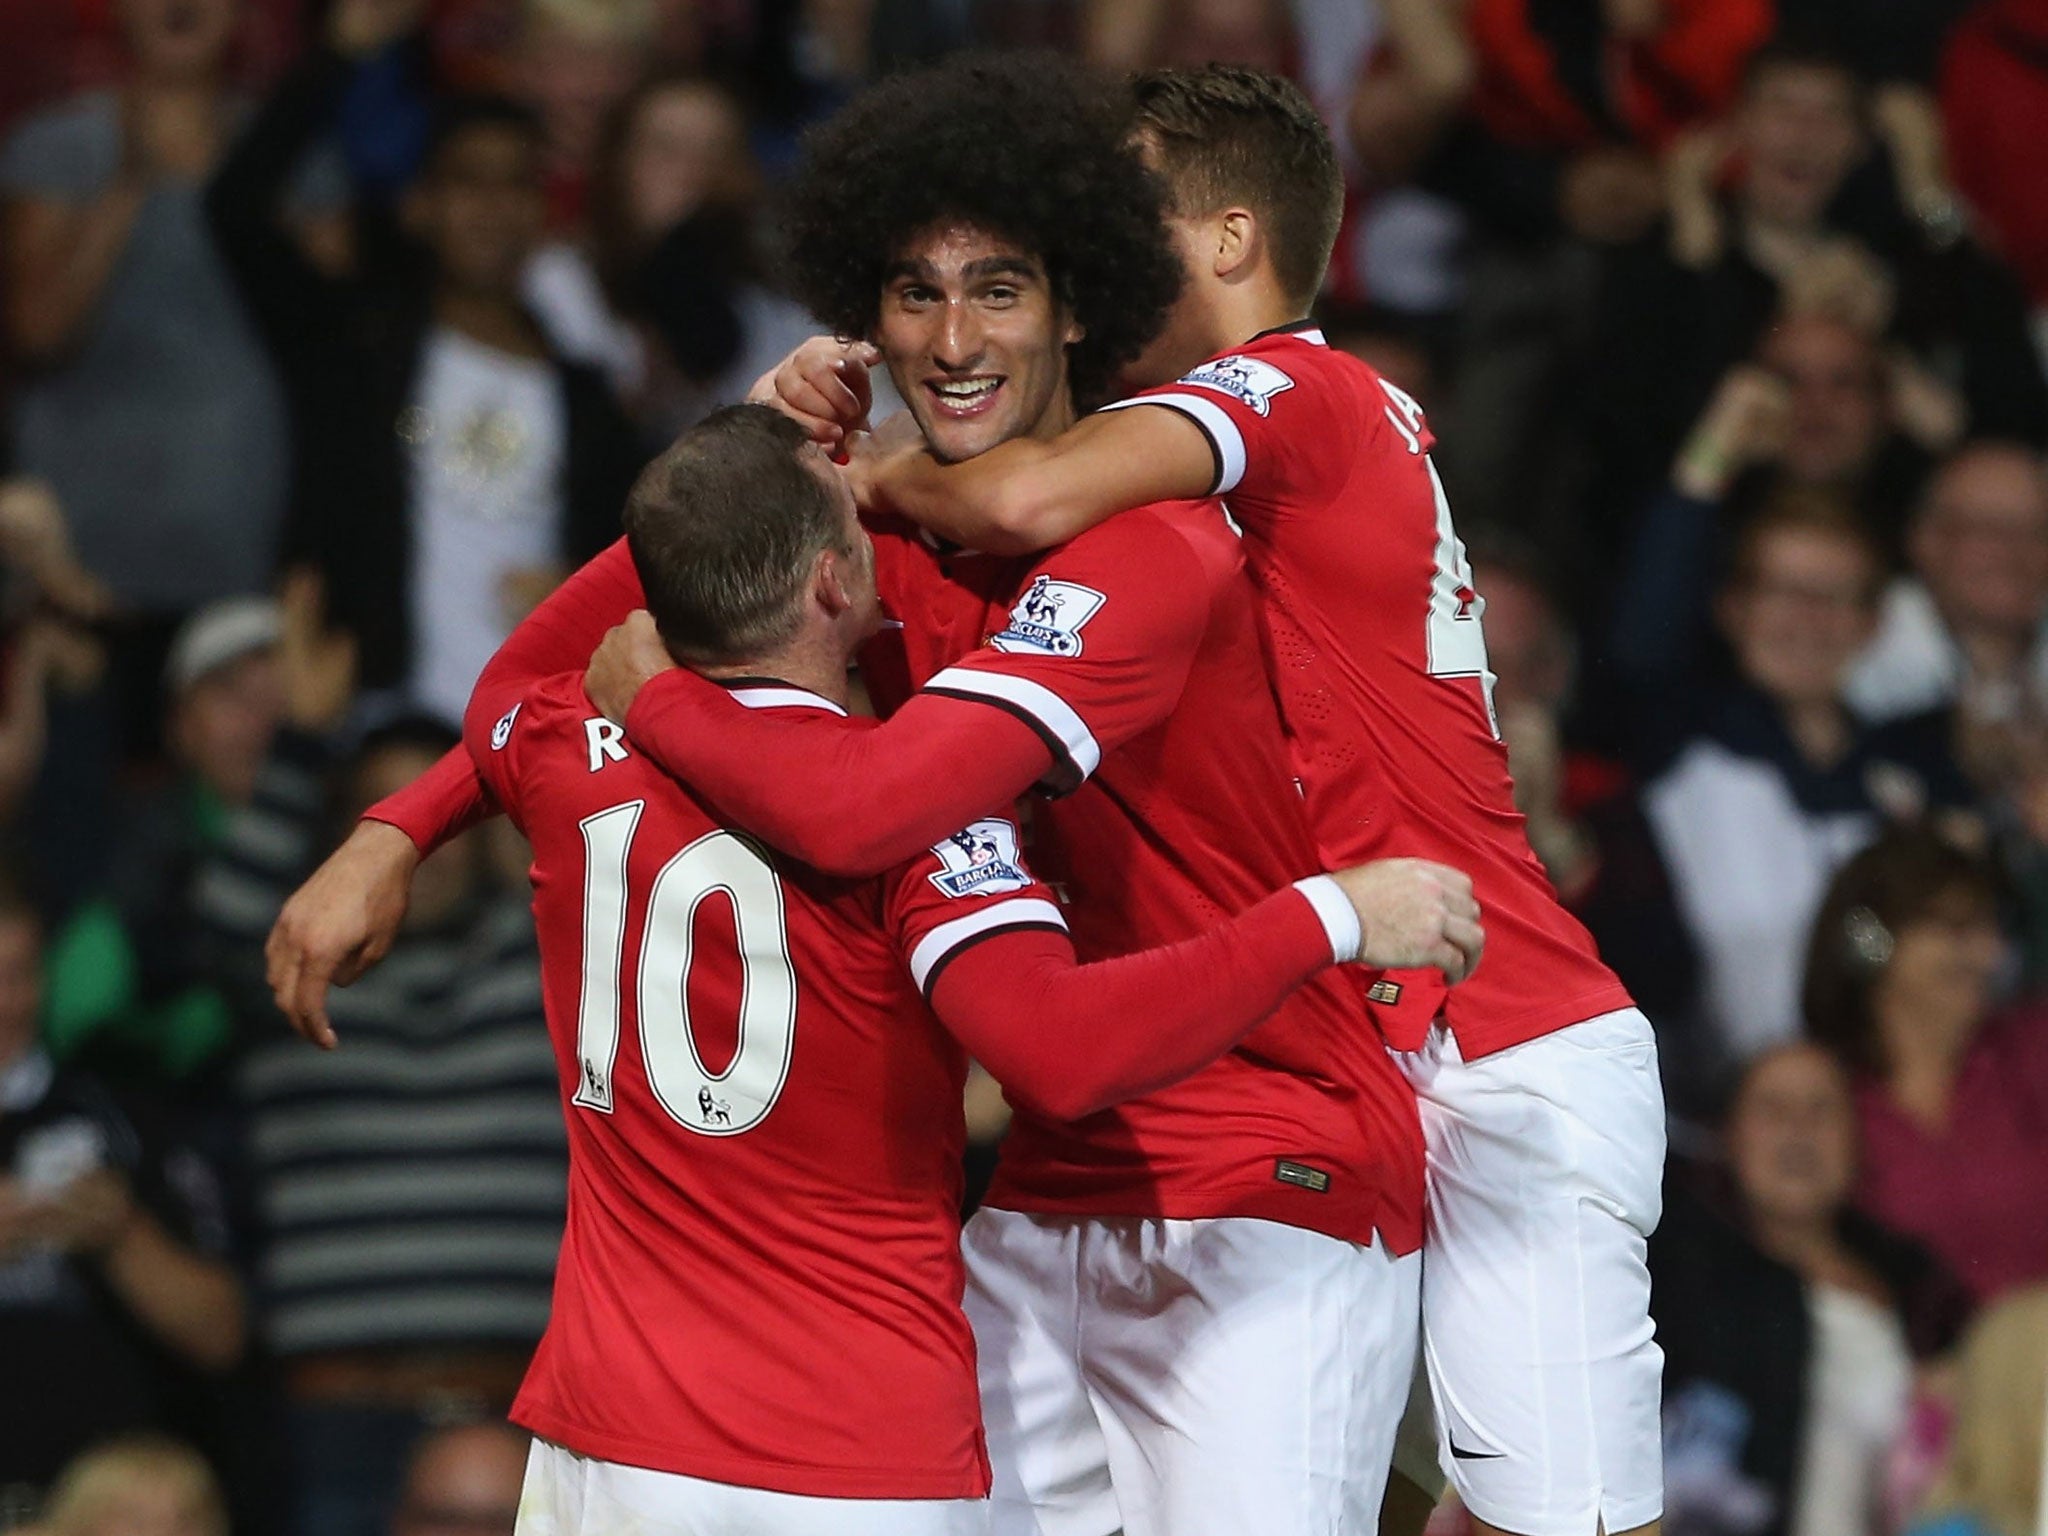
left=920, top=921, right=1073, bottom=1002
left=922, top=686, right=1085, bottom=799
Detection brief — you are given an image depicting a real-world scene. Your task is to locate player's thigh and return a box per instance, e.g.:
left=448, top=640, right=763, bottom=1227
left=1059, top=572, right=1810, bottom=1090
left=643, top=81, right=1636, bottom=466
left=962, top=1208, right=1118, bottom=1536
left=1081, top=1217, right=1422, bottom=1536
left=1412, top=1009, right=1665, bottom=1536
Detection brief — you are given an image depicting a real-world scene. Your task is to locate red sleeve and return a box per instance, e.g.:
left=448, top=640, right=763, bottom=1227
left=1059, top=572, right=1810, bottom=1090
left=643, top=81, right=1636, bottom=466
left=362, top=540, right=645, bottom=855
left=912, top=508, right=1213, bottom=793
left=623, top=676, right=1053, bottom=877
left=919, top=883, right=1339, bottom=1123
left=361, top=746, right=494, bottom=853
left=618, top=513, right=1215, bottom=874
left=1104, top=339, right=1407, bottom=520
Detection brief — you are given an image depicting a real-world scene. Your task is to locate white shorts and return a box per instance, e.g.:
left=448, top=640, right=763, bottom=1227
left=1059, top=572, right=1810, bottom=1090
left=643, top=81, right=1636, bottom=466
left=516, top=1439, right=991, bottom=1536
left=1396, top=1007, right=1667, bottom=1536
left=962, top=1208, right=1421, bottom=1536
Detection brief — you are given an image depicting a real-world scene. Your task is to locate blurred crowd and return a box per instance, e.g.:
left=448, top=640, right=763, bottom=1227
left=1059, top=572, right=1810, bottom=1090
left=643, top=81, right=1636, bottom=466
left=0, top=0, right=2045, bottom=1534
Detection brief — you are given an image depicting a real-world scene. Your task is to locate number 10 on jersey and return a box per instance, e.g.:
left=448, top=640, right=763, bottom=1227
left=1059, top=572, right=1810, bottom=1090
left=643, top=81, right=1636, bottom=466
left=573, top=801, right=798, bottom=1137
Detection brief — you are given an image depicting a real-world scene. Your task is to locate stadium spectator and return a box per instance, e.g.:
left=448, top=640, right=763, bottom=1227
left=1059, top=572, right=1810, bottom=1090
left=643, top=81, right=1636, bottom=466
left=1591, top=36, right=2047, bottom=538
left=1654, top=1042, right=1971, bottom=1536
left=0, top=886, right=246, bottom=1505
left=0, top=480, right=112, bottom=914
left=1418, top=0, right=1772, bottom=535
left=25, top=1434, right=229, bottom=1536
left=529, top=68, right=818, bottom=443
left=195, top=714, right=561, bottom=1536
left=389, top=1421, right=527, bottom=1536
left=1606, top=312, right=1950, bottom=746
left=1942, top=0, right=2048, bottom=346
left=1909, top=1285, right=2048, bottom=1536
left=205, top=0, right=643, bottom=725
left=1846, top=442, right=2048, bottom=737
left=1641, top=501, right=1974, bottom=1084
left=1441, top=0, right=1771, bottom=248
left=512, top=0, right=660, bottom=232
left=37, top=594, right=298, bottom=1092
left=0, top=0, right=303, bottom=724
left=1804, top=829, right=2048, bottom=1304
left=1726, top=1042, right=1967, bottom=1536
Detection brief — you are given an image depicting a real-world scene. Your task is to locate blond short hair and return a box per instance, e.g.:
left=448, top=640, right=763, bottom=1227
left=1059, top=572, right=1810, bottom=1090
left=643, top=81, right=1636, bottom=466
left=39, top=1436, right=227, bottom=1536
left=1922, top=1286, right=2048, bottom=1536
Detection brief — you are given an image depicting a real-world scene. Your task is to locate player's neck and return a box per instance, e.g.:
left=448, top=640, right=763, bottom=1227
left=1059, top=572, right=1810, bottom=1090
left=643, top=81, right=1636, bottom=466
left=694, top=638, right=852, bottom=711
left=1211, top=273, right=1303, bottom=357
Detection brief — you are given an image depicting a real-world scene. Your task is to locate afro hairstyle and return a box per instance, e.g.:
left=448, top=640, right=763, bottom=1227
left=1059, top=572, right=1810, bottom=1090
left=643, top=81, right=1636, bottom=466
left=779, top=52, right=1184, bottom=408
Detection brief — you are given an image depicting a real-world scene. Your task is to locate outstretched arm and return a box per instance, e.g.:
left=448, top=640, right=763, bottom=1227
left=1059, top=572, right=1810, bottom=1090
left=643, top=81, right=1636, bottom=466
left=623, top=664, right=1058, bottom=877
left=931, top=883, right=1343, bottom=1121
left=363, top=538, right=644, bottom=852
left=267, top=539, right=644, bottom=1043
left=860, top=403, right=1216, bottom=555
left=927, top=858, right=1482, bottom=1121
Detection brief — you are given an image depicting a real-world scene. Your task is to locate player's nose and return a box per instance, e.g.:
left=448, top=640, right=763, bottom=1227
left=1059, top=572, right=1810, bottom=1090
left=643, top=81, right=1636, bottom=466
left=931, top=301, right=985, bottom=371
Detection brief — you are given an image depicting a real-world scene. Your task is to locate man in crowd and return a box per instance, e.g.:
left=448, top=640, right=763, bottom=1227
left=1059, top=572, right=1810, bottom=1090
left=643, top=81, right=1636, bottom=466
left=205, top=0, right=642, bottom=723
left=196, top=711, right=565, bottom=1536
left=0, top=883, right=244, bottom=1507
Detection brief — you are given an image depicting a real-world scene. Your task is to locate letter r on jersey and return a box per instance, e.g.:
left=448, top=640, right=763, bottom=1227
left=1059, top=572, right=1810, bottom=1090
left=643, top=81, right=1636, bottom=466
left=586, top=718, right=629, bottom=771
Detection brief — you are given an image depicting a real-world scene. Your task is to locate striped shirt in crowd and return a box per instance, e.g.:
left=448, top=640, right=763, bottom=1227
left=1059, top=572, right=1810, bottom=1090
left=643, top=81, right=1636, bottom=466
left=193, top=730, right=566, bottom=1358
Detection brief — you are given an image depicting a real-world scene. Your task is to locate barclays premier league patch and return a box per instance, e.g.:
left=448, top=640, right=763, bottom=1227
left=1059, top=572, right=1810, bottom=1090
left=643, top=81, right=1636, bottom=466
left=928, top=819, right=1034, bottom=900
left=1179, top=354, right=1295, bottom=416
left=990, top=575, right=1107, bottom=658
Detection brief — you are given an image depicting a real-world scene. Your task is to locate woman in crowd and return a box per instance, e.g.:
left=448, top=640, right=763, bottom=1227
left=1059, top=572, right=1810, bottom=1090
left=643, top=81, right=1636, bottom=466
left=0, top=0, right=306, bottom=712
left=1726, top=1041, right=1969, bottom=1536
left=530, top=67, right=817, bottom=444
left=1655, top=1041, right=1969, bottom=1536
left=1805, top=828, right=2048, bottom=1304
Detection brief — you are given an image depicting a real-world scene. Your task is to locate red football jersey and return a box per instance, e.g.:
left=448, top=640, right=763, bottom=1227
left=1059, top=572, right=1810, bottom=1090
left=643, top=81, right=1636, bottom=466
left=470, top=671, right=1069, bottom=1499
left=1111, top=325, right=1633, bottom=1057
left=869, top=503, right=1426, bottom=1255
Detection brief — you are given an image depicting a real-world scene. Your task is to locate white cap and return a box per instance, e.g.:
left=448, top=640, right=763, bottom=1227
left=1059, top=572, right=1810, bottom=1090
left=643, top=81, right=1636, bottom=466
left=164, top=596, right=282, bottom=695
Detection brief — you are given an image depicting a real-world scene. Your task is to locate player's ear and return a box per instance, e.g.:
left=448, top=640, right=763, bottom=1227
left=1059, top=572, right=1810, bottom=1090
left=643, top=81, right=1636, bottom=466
left=815, top=546, right=854, bottom=617
left=1214, top=208, right=1257, bottom=280
left=1060, top=306, right=1086, bottom=348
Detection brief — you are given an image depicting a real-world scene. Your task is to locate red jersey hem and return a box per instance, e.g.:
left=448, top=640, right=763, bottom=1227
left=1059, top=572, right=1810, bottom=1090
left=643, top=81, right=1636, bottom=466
left=979, top=1187, right=1421, bottom=1257
left=1449, top=983, right=1638, bottom=1061
left=511, top=1400, right=992, bottom=1501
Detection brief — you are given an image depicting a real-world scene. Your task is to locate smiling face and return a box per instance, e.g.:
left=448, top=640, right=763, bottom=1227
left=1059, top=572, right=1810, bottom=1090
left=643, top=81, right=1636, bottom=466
left=1914, top=445, right=2048, bottom=641
left=414, top=123, right=548, bottom=299
left=1727, top=1042, right=1858, bottom=1231
left=1721, top=519, right=1879, bottom=709
left=1737, top=60, right=1864, bottom=230
left=874, top=225, right=1083, bottom=463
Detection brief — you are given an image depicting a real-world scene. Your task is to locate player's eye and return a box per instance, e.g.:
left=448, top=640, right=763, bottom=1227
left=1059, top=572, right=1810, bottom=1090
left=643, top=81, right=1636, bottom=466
left=982, top=286, right=1021, bottom=306
left=893, top=283, right=939, bottom=309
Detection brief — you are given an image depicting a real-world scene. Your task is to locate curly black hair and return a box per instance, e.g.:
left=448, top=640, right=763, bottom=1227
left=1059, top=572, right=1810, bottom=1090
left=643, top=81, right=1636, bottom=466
left=779, top=53, right=1183, bottom=408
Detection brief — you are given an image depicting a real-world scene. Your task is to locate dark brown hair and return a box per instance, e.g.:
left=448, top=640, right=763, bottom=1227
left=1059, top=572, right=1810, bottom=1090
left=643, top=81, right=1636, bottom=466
left=1803, top=827, right=2001, bottom=1074
left=781, top=52, right=1184, bottom=408
left=1129, top=64, right=1344, bottom=312
left=623, top=405, right=843, bottom=661
left=1725, top=489, right=1887, bottom=606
